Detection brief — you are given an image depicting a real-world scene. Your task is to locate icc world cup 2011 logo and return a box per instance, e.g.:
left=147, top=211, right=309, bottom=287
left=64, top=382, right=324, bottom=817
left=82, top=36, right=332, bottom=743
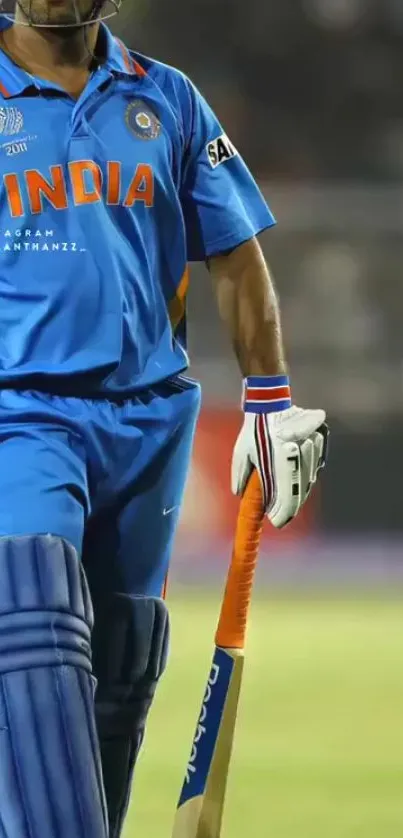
left=0, top=107, right=23, bottom=136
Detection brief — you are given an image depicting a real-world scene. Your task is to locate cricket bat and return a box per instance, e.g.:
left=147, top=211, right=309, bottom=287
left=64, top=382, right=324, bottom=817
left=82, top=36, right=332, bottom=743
left=172, top=470, right=265, bottom=838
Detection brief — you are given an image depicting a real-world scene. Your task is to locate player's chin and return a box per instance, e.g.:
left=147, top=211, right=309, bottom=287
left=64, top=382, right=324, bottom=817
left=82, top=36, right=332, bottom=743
left=37, top=0, right=91, bottom=27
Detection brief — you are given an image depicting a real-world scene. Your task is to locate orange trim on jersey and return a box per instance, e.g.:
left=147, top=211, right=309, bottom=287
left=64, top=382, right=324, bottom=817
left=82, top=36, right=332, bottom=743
left=168, top=267, right=189, bottom=331
left=114, top=37, right=146, bottom=78
left=0, top=81, right=11, bottom=99
left=131, top=57, right=146, bottom=78
left=161, top=574, right=168, bottom=600
left=115, top=37, right=133, bottom=73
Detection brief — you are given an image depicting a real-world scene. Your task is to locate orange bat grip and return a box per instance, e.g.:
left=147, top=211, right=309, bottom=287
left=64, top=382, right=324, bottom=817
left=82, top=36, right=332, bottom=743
left=215, top=470, right=265, bottom=650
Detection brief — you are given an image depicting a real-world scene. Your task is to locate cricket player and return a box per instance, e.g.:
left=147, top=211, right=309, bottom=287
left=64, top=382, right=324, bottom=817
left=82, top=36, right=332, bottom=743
left=0, top=0, right=327, bottom=835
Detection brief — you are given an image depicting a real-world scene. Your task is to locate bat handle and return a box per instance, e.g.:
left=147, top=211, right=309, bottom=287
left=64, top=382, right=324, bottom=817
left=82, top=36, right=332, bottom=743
left=215, top=471, right=264, bottom=650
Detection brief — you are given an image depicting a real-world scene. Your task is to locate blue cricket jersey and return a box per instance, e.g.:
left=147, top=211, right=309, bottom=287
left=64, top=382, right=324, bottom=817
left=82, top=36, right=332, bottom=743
left=0, top=19, right=275, bottom=395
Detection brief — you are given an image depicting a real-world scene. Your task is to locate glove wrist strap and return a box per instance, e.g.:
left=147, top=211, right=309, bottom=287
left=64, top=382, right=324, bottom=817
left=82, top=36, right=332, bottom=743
left=243, top=374, right=292, bottom=414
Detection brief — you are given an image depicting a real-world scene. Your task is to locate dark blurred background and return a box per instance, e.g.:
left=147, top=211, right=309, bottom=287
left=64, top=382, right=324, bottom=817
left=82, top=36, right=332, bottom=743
left=117, top=0, right=403, bottom=182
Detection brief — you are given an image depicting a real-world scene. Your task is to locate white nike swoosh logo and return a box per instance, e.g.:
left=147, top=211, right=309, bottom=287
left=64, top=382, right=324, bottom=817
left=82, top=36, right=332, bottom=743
left=163, top=506, right=178, bottom=516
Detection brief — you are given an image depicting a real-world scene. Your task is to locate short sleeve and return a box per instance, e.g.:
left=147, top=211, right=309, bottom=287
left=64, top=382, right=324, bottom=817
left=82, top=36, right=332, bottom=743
left=180, top=81, right=276, bottom=262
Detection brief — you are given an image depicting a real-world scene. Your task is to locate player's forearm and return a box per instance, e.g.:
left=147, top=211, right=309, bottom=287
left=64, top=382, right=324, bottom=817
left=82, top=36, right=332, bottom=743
left=208, top=237, right=287, bottom=377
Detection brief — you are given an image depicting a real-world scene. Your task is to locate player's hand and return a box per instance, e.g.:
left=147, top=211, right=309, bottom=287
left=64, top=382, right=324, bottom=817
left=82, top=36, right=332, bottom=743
left=231, top=376, right=328, bottom=528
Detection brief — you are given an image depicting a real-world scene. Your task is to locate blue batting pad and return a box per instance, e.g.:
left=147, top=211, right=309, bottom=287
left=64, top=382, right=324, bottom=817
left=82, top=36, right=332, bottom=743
left=93, top=594, right=169, bottom=838
left=0, top=535, right=107, bottom=838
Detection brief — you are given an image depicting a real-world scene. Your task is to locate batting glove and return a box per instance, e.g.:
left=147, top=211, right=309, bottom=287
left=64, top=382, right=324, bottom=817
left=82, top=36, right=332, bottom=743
left=231, top=375, right=328, bottom=528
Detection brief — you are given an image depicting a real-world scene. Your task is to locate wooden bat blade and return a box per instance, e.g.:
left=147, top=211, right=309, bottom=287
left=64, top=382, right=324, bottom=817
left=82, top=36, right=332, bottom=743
left=172, top=472, right=264, bottom=838
left=172, top=647, right=244, bottom=838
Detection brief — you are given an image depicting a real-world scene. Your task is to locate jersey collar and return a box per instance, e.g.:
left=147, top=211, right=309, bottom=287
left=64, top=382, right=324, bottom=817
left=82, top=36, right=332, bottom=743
left=0, top=17, right=145, bottom=98
left=104, top=28, right=146, bottom=78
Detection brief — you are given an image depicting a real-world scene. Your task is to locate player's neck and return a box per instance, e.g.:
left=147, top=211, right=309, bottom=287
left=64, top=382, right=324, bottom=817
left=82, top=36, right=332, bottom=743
left=1, top=19, right=100, bottom=97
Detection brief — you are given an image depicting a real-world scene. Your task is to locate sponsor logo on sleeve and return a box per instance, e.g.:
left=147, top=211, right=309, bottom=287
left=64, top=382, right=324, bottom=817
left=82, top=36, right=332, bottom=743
left=206, top=134, right=238, bottom=169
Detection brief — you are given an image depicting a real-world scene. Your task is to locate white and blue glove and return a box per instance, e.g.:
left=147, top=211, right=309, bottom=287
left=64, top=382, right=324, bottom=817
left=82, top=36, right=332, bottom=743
left=231, top=375, right=328, bottom=528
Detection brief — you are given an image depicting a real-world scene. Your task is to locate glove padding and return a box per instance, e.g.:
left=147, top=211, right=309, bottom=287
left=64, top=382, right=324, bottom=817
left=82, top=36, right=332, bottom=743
left=231, top=405, right=328, bottom=528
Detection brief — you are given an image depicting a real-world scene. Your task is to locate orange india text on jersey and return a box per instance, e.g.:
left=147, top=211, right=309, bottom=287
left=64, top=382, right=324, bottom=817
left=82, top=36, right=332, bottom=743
left=3, top=161, right=155, bottom=217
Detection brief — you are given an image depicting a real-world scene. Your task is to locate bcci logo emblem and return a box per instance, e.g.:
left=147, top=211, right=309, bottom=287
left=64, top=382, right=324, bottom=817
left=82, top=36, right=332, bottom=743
left=125, top=100, right=161, bottom=141
left=0, top=107, right=23, bottom=136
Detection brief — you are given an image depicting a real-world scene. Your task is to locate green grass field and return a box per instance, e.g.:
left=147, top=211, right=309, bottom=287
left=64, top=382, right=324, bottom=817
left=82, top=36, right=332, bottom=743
left=124, top=592, right=403, bottom=838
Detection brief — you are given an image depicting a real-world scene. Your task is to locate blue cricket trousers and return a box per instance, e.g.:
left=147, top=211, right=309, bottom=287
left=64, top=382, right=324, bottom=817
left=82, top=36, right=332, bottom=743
left=0, top=375, right=201, bottom=598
